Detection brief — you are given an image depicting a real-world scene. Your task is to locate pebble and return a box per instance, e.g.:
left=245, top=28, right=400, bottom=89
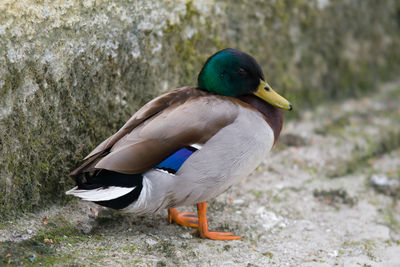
left=180, top=232, right=192, bottom=239
left=232, top=199, right=244, bottom=205
left=371, top=174, right=399, bottom=187
left=329, top=250, right=338, bottom=257
left=145, top=238, right=158, bottom=246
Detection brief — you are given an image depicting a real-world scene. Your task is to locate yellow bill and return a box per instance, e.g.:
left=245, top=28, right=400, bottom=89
left=253, top=80, right=292, bottom=111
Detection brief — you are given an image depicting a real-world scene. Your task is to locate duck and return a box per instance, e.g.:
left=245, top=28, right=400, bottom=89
left=66, top=48, right=292, bottom=240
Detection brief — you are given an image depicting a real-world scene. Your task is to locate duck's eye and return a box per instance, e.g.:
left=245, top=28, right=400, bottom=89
left=236, top=68, right=248, bottom=76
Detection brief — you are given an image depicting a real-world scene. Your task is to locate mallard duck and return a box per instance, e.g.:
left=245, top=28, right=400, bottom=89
left=67, top=48, right=292, bottom=240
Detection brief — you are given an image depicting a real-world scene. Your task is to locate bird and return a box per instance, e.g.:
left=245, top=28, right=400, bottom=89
left=66, top=48, right=292, bottom=240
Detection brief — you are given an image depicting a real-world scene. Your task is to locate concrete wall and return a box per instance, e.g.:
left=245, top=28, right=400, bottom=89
left=1, top=0, right=399, bottom=218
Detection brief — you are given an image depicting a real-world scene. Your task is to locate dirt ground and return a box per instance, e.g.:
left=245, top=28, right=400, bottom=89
left=1, top=81, right=399, bottom=266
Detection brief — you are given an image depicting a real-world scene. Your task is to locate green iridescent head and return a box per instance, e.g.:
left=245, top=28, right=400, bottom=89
left=198, top=48, right=292, bottom=110
left=198, top=48, right=264, bottom=97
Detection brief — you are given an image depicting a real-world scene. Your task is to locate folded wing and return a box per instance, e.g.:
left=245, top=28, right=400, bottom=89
left=70, top=87, right=239, bottom=176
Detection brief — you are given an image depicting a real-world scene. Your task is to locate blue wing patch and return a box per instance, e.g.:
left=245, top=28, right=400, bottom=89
left=156, top=146, right=197, bottom=173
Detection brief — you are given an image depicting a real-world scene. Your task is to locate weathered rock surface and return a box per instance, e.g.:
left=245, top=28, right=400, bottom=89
left=1, top=0, right=399, bottom=217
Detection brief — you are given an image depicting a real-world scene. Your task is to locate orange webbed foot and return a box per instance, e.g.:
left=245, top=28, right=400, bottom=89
left=193, top=229, right=241, bottom=240
left=168, top=208, right=198, bottom=228
left=195, top=202, right=242, bottom=241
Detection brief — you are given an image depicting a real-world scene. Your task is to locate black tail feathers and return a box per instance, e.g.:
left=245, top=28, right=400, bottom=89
left=74, top=169, right=144, bottom=210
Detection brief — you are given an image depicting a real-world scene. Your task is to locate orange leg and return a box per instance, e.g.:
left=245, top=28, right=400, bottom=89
left=193, top=202, right=241, bottom=240
left=168, top=208, right=198, bottom=228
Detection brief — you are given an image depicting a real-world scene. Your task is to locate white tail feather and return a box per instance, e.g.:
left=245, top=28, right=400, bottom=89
left=66, top=186, right=135, bottom=201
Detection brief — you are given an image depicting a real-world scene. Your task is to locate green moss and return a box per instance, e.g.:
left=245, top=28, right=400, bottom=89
left=313, top=189, right=357, bottom=207
left=122, top=245, right=137, bottom=253
left=342, top=239, right=377, bottom=254
left=163, top=1, right=229, bottom=87
left=262, top=251, right=274, bottom=259
left=156, top=240, right=177, bottom=259
left=384, top=208, right=400, bottom=227
left=0, top=215, right=87, bottom=266
left=273, top=195, right=282, bottom=203
left=250, top=190, right=263, bottom=199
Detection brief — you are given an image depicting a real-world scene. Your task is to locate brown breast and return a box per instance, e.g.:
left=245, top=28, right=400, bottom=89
left=237, top=94, right=283, bottom=144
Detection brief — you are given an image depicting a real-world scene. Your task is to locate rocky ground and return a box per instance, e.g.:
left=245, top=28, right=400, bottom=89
left=1, top=81, right=399, bottom=266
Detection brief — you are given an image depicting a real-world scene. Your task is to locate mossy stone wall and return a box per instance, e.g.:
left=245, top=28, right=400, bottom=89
left=1, top=0, right=399, bottom=219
